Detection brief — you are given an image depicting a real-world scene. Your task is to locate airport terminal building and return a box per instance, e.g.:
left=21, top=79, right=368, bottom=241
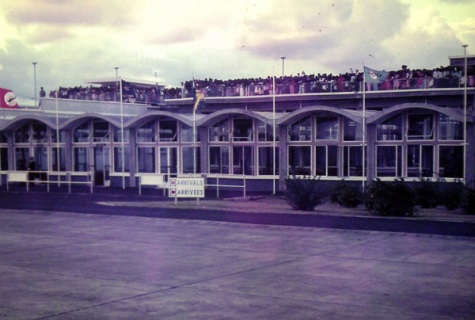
left=1, top=58, right=474, bottom=193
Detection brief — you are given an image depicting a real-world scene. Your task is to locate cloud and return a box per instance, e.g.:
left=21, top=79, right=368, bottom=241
left=1, top=0, right=138, bottom=46
left=4, top=0, right=134, bottom=26
left=146, top=27, right=200, bottom=45
left=26, top=25, right=73, bottom=44
left=242, top=1, right=351, bottom=60
left=439, top=0, right=473, bottom=3
left=0, top=0, right=472, bottom=99
left=451, top=17, right=475, bottom=45
left=384, top=7, right=467, bottom=69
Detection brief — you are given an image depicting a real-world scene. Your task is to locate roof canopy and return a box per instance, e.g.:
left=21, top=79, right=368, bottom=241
left=84, top=77, right=165, bottom=89
left=449, top=55, right=475, bottom=72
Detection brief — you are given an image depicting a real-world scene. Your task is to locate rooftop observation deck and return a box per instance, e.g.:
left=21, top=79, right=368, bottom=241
left=16, top=73, right=470, bottom=123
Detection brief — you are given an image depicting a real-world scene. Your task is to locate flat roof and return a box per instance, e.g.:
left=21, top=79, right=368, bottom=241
left=448, top=55, right=475, bottom=69
left=85, top=77, right=165, bottom=89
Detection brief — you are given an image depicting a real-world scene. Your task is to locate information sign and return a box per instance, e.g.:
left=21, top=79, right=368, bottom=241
left=168, top=177, right=205, bottom=198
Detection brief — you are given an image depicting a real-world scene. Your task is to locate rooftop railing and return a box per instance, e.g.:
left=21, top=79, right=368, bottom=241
left=48, top=76, right=474, bottom=104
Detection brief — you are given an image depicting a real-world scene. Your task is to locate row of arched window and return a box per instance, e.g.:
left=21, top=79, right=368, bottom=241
left=0, top=109, right=465, bottom=187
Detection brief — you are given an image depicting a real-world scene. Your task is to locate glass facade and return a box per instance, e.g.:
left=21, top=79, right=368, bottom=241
left=315, top=145, right=338, bottom=176
left=258, top=147, right=279, bottom=175
left=407, top=113, right=433, bottom=140
left=74, top=147, right=89, bottom=172
left=289, top=116, right=312, bottom=141
left=374, top=111, right=463, bottom=179
left=439, top=145, right=463, bottom=178
left=137, top=120, right=155, bottom=143
left=74, top=122, right=90, bottom=143
left=343, top=146, right=364, bottom=177
left=209, top=119, right=229, bottom=142
left=2, top=107, right=468, bottom=189
left=93, top=121, right=110, bottom=142
left=377, top=115, right=402, bottom=141
left=113, top=128, right=129, bottom=142
left=288, top=146, right=311, bottom=175
left=114, top=147, right=130, bottom=173
left=52, top=147, right=66, bottom=171
left=233, top=118, right=253, bottom=142
left=377, top=145, right=402, bottom=177
left=258, top=121, right=278, bottom=142
left=209, top=146, right=229, bottom=174
left=287, top=114, right=362, bottom=178
left=233, top=146, right=254, bottom=175
left=0, top=147, right=7, bottom=171
left=182, top=146, right=201, bottom=174
left=343, top=119, right=363, bottom=141
left=438, top=115, right=463, bottom=140
left=137, top=147, right=155, bottom=173
left=316, top=117, right=338, bottom=140
left=159, top=120, right=177, bottom=142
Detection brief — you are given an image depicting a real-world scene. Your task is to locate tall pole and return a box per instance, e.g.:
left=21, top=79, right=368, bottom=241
left=280, top=57, right=286, bottom=77
left=193, top=80, right=197, bottom=177
left=272, top=68, right=276, bottom=195
left=193, top=101, right=197, bottom=176
left=119, top=77, right=125, bottom=189
left=33, top=62, right=37, bottom=106
left=463, top=44, right=468, bottom=184
left=362, top=65, right=366, bottom=190
left=115, top=67, right=119, bottom=101
left=55, top=91, right=61, bottom=186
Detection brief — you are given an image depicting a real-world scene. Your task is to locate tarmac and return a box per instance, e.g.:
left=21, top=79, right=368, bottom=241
left=0, top=189, right=475, bottom=319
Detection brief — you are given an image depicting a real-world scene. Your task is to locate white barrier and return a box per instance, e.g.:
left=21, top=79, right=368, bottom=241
left=206, top=175, right=246, bottom=198
left=6, top=171, right=93, bottom=193
left=6, top=172, right=29, bottom=191
left=138, top=174, right=168, bottom=195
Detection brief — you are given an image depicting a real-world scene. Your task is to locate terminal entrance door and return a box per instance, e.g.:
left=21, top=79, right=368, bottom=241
left=94, top=146, right=110, bottom=186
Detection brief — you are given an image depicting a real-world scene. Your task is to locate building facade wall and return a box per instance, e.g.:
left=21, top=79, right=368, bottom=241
left=0, top=88, right=474, bottom=191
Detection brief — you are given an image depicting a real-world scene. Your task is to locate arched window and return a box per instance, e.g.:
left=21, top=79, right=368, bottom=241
left=137, top=120, right=156, bottom=143
left=73, top=122, right=90, bottom=143
left=316, top=116, right=338, bottom=140
left=377, top=115, right=402, bottom=141
left=438, top=114, right=463, bottom=140
left=288, top=116, right=311, bottom=141
left=209, top=118, right=229, bottom=142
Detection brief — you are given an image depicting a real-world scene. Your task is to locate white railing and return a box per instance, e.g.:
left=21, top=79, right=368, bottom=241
left=205, top=174, right=246, bottom=198
left=6, top=171, right=94, bottom=193
left=137, top=173, right=247, bottom=198
left=138, top=174, right=168, bottom=195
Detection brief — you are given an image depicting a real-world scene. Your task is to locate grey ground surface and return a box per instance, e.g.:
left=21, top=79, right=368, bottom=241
left=1, top=208, right=474, bottom=319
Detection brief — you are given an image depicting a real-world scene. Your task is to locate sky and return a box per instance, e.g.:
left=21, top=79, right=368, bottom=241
left=0, top=0, right=474, bottom=106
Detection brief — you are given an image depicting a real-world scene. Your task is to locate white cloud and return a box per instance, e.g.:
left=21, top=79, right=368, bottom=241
left=0, top=0, right=472, bottom=101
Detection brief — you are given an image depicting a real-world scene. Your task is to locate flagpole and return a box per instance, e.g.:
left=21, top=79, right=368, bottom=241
left=193, top=80, right=197, bottom=177
left=272, top=68, right=276, bottom=195
left=463, top=44, right=468, bottom=184
left=120, top=78, right=125, bottom=189
left=362, top=65, right=366, bottom=190
left=193, top=100, right=196, bottom=177
left=193, top=81, right=199, bottom=205
left=56, top=90, right=61, bottom=186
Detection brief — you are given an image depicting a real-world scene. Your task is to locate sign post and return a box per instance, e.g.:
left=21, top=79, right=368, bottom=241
left=169, top=177, right=205, bottom=205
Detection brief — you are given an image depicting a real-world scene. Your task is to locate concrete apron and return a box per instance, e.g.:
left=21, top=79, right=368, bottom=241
left=0, top=209, right=474, bottom=319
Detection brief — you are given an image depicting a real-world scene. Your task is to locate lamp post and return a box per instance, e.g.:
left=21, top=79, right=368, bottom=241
left=462, top=44, right=468, bottom=184
left=115, top=67, right=119, bottom=89
left=280, top=56, right=286, bottom=77
left=116, top=67, right=125, bottom=189
left=32, top=62, right=37, bottom=106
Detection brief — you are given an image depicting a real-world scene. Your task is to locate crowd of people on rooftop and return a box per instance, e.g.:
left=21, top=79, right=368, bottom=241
left=48, top=82, right=163, bottom=105
left=47, top=64, right=474, bottom=104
